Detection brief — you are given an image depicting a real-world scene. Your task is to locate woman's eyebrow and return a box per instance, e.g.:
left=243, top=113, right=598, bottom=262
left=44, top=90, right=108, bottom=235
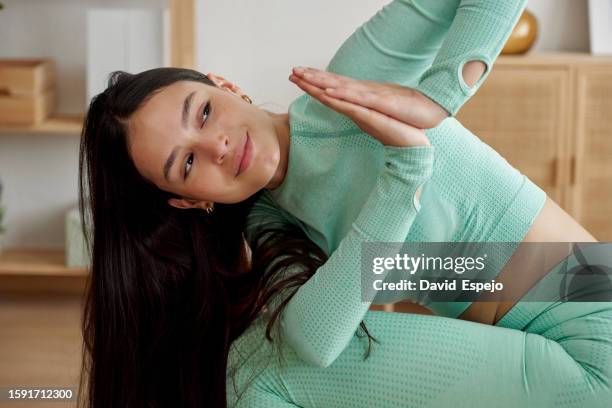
left=163, top=90, right=197, bottom=183
left=181, top=90, right=196, bottom=130
left=163, top=146, right=180, bottom=183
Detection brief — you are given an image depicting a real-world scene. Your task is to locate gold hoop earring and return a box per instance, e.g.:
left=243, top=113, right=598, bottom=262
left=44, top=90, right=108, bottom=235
left=241, top=94, right=252, bottom=104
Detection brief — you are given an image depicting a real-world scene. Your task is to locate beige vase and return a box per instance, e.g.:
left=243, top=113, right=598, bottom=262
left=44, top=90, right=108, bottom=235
left=502, top=9, right=538, bottom=55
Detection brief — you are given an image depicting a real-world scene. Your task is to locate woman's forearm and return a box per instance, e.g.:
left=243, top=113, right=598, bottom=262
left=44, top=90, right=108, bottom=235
left=416, top=0, right=528, bottom=116
left=281, top=146, right=434, bottom=368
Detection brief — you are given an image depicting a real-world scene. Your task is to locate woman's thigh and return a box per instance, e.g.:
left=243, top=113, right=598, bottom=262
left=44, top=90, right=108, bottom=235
left=240, top=252, right=612, bottom=408
left=268, top=304, right=612, bottom=408
left=341, top=256, right=611, bottom=407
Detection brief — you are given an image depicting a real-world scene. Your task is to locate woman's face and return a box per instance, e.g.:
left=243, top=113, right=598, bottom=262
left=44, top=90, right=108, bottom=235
left=128, top=75, right=286, bottom=207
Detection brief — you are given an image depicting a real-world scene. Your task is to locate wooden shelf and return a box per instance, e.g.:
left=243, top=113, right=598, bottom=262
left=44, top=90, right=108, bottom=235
left=497, top=52, right=612, bottom=66
left=0, top=0, right=194, bottom=138
left=0, top=248, right=88, bottom=277
left=0, top=114, right=83, bottom=136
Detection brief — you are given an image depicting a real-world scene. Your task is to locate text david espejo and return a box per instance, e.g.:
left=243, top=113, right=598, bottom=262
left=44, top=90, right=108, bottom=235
left=371, top=253, right=504, bottom=294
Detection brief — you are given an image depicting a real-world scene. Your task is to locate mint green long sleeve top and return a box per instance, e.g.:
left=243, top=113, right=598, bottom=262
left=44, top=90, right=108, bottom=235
left=226, top=0, right=560, bottom=405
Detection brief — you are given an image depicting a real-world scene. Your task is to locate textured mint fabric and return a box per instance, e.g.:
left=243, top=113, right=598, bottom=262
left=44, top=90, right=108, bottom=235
left=415, top=0, right=529, bottom=115
left=228, top=301, right=612, bottom=407
left=318, top=0, right=528, bottom=116
left=239, top=0, right=544, bottom=367
left=227, top=0, right=610, bottom=406
left=246, top=145, right=435, bottom=368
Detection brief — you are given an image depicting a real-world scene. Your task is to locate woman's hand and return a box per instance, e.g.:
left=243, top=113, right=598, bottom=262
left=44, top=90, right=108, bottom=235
left=288, top=68, right=433, bottom=147
left=290, top=67, right=449, bottom=130
left=288, top=69, right=430, bottom=148
left=288, top=67, right=431, bottom=196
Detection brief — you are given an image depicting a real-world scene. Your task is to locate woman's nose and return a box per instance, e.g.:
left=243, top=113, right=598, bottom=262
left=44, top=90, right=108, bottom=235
left=202, top=132, right=230, bottom=164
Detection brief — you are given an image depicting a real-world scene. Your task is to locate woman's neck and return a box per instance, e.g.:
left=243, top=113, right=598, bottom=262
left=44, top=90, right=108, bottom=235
left=265, top=111, right=291, bottom=190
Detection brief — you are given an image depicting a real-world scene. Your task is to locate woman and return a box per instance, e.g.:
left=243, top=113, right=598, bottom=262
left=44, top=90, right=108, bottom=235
left=77, top=0, right=611, bottom=407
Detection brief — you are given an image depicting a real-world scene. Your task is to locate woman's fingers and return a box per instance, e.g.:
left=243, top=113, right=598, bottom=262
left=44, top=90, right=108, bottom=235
left=289, top=73, right=428, bottom=147
left=293, top=67, right=402, bottom=94
left=292, top=67, right=349, bottom=90
left=293, top=67, right=449, bottom=129
left=293, top=67, right=379, bottom=94
left=289, top=72, right=373, bottom=122
left=294, top=68, right=406, bottom=120
left=289, top=74, right=370, bottom=121
left=325, top=87, right=400, bottom=116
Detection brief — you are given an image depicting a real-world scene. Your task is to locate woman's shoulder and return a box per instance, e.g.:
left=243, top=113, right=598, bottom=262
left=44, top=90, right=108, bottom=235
left=226, top=316, right=283, bottom=403
left=245, top=192, right=291, bottom=236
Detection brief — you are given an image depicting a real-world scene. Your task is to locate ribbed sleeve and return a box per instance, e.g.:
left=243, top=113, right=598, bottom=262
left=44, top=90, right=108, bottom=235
left=315, top=0, right=526, bottom=131
left=280, top=145, right=434, bottom=367
left=416, top=0, right=527, bottom=115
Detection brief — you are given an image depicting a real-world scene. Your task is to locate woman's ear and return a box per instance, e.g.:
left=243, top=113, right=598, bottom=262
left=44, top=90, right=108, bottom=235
left=168, top=197, right=209, bottom=210
left=207, top=72, right=247, bottom=97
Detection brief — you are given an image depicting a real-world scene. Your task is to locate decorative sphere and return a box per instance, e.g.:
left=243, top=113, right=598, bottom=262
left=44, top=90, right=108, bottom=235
left=502, top=9, right=538, bottom=55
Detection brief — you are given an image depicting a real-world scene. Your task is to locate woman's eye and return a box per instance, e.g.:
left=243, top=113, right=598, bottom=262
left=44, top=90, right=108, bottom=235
left=200, top=102, right=210, bottom=128
left=184, top=153, right=194, bottom=180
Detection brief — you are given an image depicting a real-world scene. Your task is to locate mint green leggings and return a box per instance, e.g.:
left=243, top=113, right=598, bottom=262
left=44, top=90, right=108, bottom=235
left=229, top=248, right=612, bottom=407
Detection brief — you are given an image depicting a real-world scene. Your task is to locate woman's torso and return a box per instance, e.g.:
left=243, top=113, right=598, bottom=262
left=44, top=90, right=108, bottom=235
left=231, top=98, right=596, bottom=404
left=265, top=98, right=548, bottom=316
left=462, top=196, right=598, bottom=324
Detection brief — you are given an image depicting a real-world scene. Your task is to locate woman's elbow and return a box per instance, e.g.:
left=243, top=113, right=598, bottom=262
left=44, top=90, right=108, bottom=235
left=296, top=346, right=338, bottom=368
left=284, top=327, right=340, bottom=368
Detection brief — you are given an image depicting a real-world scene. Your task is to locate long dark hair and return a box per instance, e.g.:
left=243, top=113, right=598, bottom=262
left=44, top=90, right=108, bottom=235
left=77, top=67, right=374, bottom=408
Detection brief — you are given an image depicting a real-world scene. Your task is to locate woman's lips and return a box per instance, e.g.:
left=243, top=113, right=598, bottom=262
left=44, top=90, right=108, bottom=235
left=235, top=132, right=252, bottom=177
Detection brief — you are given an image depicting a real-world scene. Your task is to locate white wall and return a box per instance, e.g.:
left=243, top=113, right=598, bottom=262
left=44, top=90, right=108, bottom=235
left=196, top=0, right=388, bottom=113
left=528, top=0, right=590, bottom=53
left=0, top=0, right=595, bottom=249
left=0, top=0, right=165, bottom=249
left=196, top=0, right=592, bottom=113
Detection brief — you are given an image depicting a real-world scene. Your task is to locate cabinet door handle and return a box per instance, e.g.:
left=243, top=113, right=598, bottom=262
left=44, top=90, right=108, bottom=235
left=551, top=157, right=558, bottom=187
left=570, top=156, right=577, bottom=185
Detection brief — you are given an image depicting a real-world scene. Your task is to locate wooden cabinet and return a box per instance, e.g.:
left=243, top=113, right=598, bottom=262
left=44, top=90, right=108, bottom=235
left=456, top=54, right=612, bottom=240
left=572, top=66, right=612, bottom=240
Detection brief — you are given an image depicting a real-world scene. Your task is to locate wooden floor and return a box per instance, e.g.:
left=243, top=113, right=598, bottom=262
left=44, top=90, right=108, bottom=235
left=0, top=292, right=84, bottom=408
